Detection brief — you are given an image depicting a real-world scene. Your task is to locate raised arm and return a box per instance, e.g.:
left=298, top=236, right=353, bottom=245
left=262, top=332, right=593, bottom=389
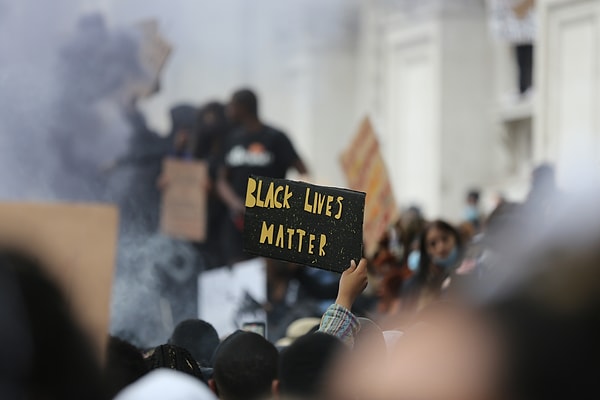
left=318, top=259, right=368, bottom=347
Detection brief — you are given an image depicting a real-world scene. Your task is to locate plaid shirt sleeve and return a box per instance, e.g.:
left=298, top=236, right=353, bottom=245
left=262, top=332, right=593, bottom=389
left=318, top=303, right=359, bottom=347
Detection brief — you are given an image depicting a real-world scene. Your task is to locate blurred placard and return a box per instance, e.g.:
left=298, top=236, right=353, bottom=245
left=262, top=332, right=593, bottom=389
left=198, top=258, right=267, bottom=338
left=160, top=158, right=208, bottom=242
left=340, top=117, right=399, bottom=258
left=135, top=19, right=172, bottom=97
left=0, top=202, right=118, bottom=360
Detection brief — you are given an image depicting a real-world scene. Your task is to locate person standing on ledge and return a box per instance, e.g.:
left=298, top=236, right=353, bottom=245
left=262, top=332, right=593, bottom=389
left=217, top=88, right=308, bottom=264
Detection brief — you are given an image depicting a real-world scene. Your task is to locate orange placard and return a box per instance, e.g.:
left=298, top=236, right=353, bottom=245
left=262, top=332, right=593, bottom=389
left=340, top=117, right=399, bottom=257
left=0, top=202, right=118, bottom=361
left=160, top=158, right=208, bottom=242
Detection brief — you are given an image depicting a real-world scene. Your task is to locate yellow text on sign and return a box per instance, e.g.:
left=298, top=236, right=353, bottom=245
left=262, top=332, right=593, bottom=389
left=303, top=187, right=344, bottom=220
left=259, top=221, right=327, bottom=257
left=245, top=177, right=293, bottom=209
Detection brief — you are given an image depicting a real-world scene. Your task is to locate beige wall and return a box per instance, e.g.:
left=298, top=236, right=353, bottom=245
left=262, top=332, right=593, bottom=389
left=536, top=0, right=600, bottom=188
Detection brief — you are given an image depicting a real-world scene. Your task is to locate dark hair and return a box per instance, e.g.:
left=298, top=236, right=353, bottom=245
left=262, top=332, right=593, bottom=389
left=169, top=104, right=198, bottom=134
left=146, top=344, right=205, bottom=382
left=232, top=88, right=259, bottom=117
left=487, top=288, right=600, bottom=400
left=212, top=331, right=278, bottom=400
left=199, top=102, right=228, bottom=127
left=195, top=102, right=230, bottom=161
left=467, top=189, right=480, bottom=202
left=0, top=250, right=107, bottom=400
left=527, top=163, right=557, bottom=202
left=279, top=333, right=344, bottom=399
left=104, top=336, right=147, bottom=398
left=531, top=163, right=555, bottom=186
left=416, top=220, right=463, bottom=284
left=169, top=319, right=220, bottom=367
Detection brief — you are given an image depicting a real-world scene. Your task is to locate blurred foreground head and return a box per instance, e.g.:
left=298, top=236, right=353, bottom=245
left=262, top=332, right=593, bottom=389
left=169, top=319, right=220, bottom=368
left=481, top=184, right=600, bottom=400
left=327, top=186, right=600, bottom=400
left=114, top=369, right=216, bottom=400
left=0, top=250, right=106, bottom=399
left=104, top=336, right=147, bottom=399
left=146, top=344, right=205, bottom=383
left=278, top=333, right=345, bottom=400
left=210, top=331, right=278, bottom=400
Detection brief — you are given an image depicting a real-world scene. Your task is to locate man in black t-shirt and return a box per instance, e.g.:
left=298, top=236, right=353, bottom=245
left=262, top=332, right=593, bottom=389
left=217, top=89, right=308, bottom=263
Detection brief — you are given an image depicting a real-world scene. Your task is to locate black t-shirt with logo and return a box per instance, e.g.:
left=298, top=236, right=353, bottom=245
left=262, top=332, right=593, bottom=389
left=222, top=125, right=300, bottom=199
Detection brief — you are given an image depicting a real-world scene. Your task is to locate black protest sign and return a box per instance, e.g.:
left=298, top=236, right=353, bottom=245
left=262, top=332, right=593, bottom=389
left=243, top=175, right=365, bottom=273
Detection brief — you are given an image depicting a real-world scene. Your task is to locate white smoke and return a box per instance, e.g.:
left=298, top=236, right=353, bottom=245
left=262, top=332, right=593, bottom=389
left=0, top=0, right=172, bottom=348
left=0, top=0, right=364, bottom=348
left=0, top=0, right=144, bottom=201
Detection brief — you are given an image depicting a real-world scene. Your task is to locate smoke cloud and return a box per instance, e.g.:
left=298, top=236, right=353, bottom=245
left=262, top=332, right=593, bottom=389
left=0, top=0, right=177, bottom=347
left=0, top=0, right=365, bottom=348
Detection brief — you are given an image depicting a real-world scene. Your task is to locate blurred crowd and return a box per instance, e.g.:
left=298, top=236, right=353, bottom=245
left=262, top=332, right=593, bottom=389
left=6, top=1, right=600, bottom=399
left=4, top=81, right=600, bottom=400
left=3, top=158, right=600, bottom=399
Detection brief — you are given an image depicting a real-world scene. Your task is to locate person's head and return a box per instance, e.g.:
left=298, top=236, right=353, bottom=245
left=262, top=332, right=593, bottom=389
left=199, top=102, right=228, bottom=134
left=466, top=190, right=480, bottom=206
left=531, top=163, right=556, bottom=191
left=482, top=234, right=600, bottom=400
left=278, top=333, right=345, bottom=400
left=104, top=336, right=148, bottom=398
left=481, top=202, right=524, bottom=254
left=146, top=344, right=205, bottom=383
left=210, top=331, right=278, bottom=400
left=113, top=369, right=217, bottom=400
left=275, top=318, right=321, bottom=350
left=0, top=250, right=106, bottom=399
left=169, top=319, right=220, bottom=368
left=418, top=220, right=462, bottom=274
left=169, top=104, right=198, bottom=154
left=228, top=89, right=259, bottom=124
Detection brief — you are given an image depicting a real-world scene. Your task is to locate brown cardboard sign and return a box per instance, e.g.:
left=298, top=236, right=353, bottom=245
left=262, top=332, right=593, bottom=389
left=340, top=117, right=399, bottom=258
left=160, top=158, right=208, bottom=242
left=0, top=202, right=118, bottom=361
left=243, top=175, right=365, bottom=273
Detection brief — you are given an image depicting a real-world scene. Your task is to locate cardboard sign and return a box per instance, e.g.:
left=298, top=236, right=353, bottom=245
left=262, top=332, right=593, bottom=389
left=0, top=202, right=118, bottom=361
left=340, top=117, right=399, bottom=258
left=198, top=258, right=267, bottom=338
left=134, top=19, right=173, bottom=98
left=160, top=159, right=208, bottom=242
left=243, top=175, right=365, bottom=273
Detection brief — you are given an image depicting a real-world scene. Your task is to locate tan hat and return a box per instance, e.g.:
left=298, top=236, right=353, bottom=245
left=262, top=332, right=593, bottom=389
left=275, top=317, right=321, bottom=348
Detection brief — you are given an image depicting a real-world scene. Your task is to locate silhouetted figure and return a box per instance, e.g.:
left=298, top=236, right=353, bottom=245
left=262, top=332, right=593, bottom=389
left=217, top=89, right=308, bottom=264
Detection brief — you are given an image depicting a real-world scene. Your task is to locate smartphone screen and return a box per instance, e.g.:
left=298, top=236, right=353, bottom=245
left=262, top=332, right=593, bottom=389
left=242, top=321, right=266, bottom=337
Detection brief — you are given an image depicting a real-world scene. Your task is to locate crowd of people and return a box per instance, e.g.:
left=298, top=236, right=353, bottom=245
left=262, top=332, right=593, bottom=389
left=159, top=88, right=308, bottom=265
left=4, top=168, right=600, bottom=399
left=0, top=8, right=596, bottom=392
left=6, top=2, right=600, bottom=398
left=3, top=150, right=600, bottom=399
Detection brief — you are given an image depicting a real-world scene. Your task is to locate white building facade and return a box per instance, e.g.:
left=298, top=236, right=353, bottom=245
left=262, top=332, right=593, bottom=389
left=281, top=0, right=600, bottom=220
left=104, top=0, right=600, bottom=221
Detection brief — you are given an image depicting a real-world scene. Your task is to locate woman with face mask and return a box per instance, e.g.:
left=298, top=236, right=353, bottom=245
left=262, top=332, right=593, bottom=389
left=402, top=220, right=464, bottom=312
